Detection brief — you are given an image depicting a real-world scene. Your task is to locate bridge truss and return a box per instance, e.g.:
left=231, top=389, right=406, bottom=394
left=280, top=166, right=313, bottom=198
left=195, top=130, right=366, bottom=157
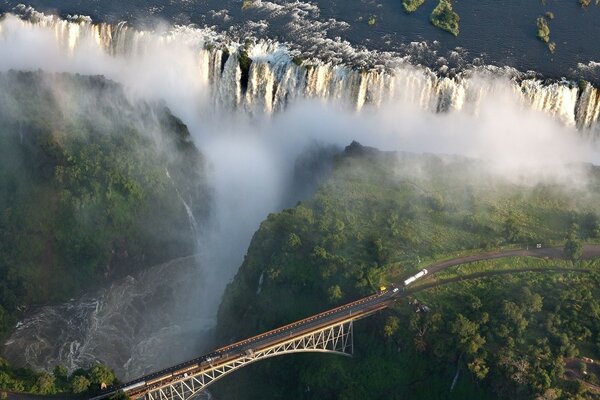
left=138, top=320, right=354, bottom=400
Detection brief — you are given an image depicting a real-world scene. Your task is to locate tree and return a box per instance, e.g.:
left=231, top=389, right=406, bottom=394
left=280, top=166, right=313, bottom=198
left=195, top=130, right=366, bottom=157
left=89, top=365, right=115, bottom=389
left=427, top=194, right=445, bottom=212
left=430, top=0, right=460, bottom=36
left=287, top=233, right=302, bottom=249
left=53, top=365, right=68, bottom=380
left=383, top=316, right=400, bottom=339
left=564, top=224, right=583, bottom=262
left=327, top=285, right=342, bottom=303
left=403, top=0, right=425, bottom=13
left=451, top=314, right=485, bottom=355
left=504, top=213, right=522, bottom=243
left=34, top=372, right=56, bottom=394
left=53, top=365, right=69, bottom=391
left=71, top=375, right=91, bottom=394
left=108, top=391, right=130, bottom=400
left=468, top=358, right=489, bottom=379
left=503, top=301, right=528, bottom=333
left=536, top=17, right=550, bottom=43
left=0, top=371, right=14, bottom=391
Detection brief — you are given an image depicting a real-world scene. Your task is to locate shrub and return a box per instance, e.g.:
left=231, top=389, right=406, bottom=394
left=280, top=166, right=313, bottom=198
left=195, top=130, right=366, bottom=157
left=536, top=17, right=550, bottom=43
left=403, top=0, right=426, bottom=13
left=430, top=0, right=460, bottom=36
left=71, top=376, right=90, bottom=394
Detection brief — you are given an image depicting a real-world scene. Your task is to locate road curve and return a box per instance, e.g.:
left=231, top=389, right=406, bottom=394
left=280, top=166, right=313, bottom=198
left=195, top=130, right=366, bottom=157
left=410, top=267, right=591, bottom=294
left=423, top=244, right=600, bottom=275
left=112, top=244, right=600, bottom=399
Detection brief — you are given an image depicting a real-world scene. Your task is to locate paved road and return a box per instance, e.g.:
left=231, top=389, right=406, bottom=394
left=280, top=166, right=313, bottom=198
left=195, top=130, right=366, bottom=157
left=112, top=287, right=398, bottom=398
left=113, top=244, right=600, bottom=398
left=10, top=244, right=600, bottom=399
left=423, top=244, right=600, bottom=275
left=411, top=267, right=591, bottom=294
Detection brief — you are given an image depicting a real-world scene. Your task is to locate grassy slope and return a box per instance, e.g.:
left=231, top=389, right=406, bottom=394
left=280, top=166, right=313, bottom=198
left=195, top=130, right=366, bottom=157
left=215, top=142, right=600, bottom=399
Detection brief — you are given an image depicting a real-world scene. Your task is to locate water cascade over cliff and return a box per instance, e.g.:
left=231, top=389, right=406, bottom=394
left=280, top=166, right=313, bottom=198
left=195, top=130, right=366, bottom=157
left=1, top=7, right=599, bottom=132
left=2, top=5, right=600, bottom=382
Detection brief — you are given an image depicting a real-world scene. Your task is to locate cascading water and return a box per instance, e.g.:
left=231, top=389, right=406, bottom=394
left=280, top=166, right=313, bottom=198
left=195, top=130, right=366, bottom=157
left=3, top=257, right=214, bottom=380
left=166, top=168, right=201, bottom=243
left=2, top=6, right=599, bottom=132
left=2, top=5, right=600, bottom=383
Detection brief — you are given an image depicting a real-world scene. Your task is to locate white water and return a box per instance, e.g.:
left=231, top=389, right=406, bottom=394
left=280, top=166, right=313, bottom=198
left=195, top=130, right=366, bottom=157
left=0, top=8, right=598, bottom=131
left=1, top=7, right=600, bottom=381
left=3, top=257, right=214, bottom=381
left=166, top=168, right=201, bottom=243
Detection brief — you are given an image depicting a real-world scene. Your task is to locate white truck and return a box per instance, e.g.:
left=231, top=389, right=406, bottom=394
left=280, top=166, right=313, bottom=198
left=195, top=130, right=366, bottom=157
left=403, top=269, right=429, bottom=287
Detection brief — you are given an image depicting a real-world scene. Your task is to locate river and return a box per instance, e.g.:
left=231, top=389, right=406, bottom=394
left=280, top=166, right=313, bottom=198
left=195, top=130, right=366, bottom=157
left=0, top=0, right=599, bottom=83
left=0, top=0, right=599, bottom=384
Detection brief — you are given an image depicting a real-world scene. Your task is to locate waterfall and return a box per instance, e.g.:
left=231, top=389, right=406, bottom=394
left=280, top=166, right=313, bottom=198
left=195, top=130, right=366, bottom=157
left=576, top=81, right=600, bottom=131
left=165, top=169, right=200, bottom=244
left=2, top=7, right=600, bottom=134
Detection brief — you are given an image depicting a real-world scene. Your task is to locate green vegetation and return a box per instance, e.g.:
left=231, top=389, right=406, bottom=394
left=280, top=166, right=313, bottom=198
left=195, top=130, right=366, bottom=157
left=108, top=391, right=131, bottom=400
left=0, top=71, right=209, bottom=339
left=402, top=0, right=426, bottom=13
left=0, top=358, right=123, bottom=397
left=536, top=16, right=556, bottom=53
left=238, top=48, right=252, bottom=75
left=238, top=46, right=253, bottom=91
left=367, top=16, right=377, bottom=26
left=536, top=16, right=550, bottom=42
left=564, top=225, right=583, bottom=262
left=291, top=56, right=305, bottom=66
left=430, top=0, right=460, bottom=36
left=216, top=142, right=600, bottom=399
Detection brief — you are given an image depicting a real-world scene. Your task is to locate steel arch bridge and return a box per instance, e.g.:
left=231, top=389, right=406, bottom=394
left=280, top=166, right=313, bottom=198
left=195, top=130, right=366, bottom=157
left=90, top=251, right=591, bottom=400
left=139, top=320, right=353, bottom=400
left=90, top=281, right=395, bottom=400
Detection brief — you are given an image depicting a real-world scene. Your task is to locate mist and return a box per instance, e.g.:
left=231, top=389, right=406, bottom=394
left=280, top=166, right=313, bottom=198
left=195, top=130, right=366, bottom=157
left=1, top=10, right=599, bottom=379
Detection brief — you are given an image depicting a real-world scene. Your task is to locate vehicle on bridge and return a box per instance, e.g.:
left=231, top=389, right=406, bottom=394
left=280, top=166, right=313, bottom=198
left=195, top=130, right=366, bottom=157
left=403, top=269, right=428, bottom=288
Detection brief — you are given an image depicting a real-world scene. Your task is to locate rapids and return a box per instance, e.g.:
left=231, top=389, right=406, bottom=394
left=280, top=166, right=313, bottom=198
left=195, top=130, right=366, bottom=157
left=0, top=7, right=597, bottom=131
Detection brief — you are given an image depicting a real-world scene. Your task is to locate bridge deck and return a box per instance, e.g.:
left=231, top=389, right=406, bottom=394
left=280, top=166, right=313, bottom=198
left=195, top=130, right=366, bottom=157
left=92, top=287, right=399, bottom=399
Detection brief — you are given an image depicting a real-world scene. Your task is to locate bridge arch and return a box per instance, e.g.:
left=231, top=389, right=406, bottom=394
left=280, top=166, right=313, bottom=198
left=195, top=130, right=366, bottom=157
left=132, top=320, right=354, bottom=400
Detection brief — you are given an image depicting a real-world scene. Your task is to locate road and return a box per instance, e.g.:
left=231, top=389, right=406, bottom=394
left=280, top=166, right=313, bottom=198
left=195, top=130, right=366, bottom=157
left=8, top=244, right=600, bottom=399
left=410, top=266, right=591, bottom=293
left=422, top=244, right=600, bottom=275
left=110, top=244, right=600, bottom=399
left=109, top=286, right=398, bottom=398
